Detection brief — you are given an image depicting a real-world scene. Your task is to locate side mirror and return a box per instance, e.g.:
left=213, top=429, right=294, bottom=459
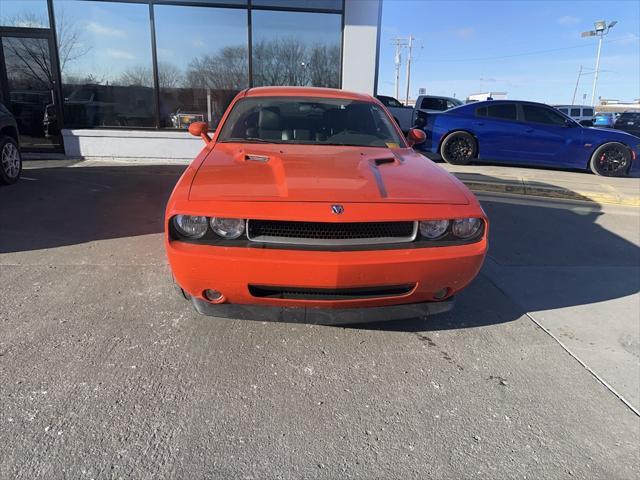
left=406, top=128, right=426, bottom=147
left=188, top=121, right=211, bottom=143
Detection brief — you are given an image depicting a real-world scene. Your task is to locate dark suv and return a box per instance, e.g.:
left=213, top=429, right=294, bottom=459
left=613, top=111, right=640, bottom=138
left=0, top=102, right=22, bottom=184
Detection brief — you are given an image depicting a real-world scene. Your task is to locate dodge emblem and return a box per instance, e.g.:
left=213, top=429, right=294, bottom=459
left=331, top=204, right=344, bottom=215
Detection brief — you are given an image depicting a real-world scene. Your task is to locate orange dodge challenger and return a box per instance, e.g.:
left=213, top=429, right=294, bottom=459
left=165, top=87, right=488, bottom=324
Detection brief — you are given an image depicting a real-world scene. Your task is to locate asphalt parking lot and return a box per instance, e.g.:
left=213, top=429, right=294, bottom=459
left=1, top=161, right=639, bottom=479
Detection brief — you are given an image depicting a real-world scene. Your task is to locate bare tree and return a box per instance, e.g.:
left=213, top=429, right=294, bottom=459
left=251, top=38, right=339, bottom=87
left=308, top=45, right=340, bottom=88
left=120, top=62, right=183, bottom=88
left=1, top=11, right=90, bottom=88
left=119, top=65, right=153, bottom=87
left=55, top=8, right=92, bottom=75
left=185, top=47, right=248, bottom=90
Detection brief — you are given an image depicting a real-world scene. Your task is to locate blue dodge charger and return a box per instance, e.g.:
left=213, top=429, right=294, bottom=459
left=415, top=100, right=640, bottom=176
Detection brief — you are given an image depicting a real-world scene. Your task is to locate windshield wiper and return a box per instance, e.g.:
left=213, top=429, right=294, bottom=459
left=220, top=137, right=283, bottom=144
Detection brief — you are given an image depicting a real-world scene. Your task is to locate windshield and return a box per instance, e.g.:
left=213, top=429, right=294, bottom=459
left=217, top=97, right=405, bottom=148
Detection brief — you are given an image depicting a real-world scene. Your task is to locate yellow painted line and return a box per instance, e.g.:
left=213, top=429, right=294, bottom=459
left=460, top=180, right=640, bottom=207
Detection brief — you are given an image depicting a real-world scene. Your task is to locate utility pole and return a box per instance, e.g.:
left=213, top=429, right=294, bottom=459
left=404, top=35, right=414, bottom=105
left=571, top=65, right=582, bottom=106
left=392, top=38, right=403, bottom=100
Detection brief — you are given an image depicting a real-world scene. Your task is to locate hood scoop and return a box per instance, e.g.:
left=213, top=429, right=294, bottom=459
left=373, top=156, right=399, bottom=166
left=245, top=154, right=270, bottom=162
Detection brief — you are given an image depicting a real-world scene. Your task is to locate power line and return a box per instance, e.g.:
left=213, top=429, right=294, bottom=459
left=426, top=36, right=635, bottom=63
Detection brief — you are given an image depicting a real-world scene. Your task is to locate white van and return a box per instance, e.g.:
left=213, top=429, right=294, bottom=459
left=553, top=105, right=595, bottom=126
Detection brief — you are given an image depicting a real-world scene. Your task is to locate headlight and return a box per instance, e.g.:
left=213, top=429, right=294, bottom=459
left=451, top=218, right=482, bottom=239
left=419, top=219, right=449, bottom=239
left=210, top=217, right=245, bottom=239
left=173, top=215, right=208, bottom=239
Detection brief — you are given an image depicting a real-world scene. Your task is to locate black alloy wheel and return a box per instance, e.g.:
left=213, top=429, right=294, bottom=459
left=440, top=131, right=477, bottom=165
left=590, top=142, right=631, bottom=177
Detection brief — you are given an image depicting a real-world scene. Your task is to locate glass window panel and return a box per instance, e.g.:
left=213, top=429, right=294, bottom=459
left=154, top=0, right=247, bottom=4
left=52, top=0, right=156, bottom=128
left=523, top=105, right=566, bottom=126
left=251, top=0, right=342, bottom=10
left=486, top=104, right=517, bottom=121
left=1, top=36, right=63, bottom=151
left=154, top=4, right=248, bottom=129
left=0, top=0, right=49, bottom=28
left=252, top=10, right=341, bottom=88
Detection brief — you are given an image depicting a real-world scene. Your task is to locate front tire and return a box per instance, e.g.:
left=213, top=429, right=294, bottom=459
left=440, top=131, right=477, bottom=165
left=0, top=135, right=22, bottom=185
left=589, top=142, right=631, bottom=177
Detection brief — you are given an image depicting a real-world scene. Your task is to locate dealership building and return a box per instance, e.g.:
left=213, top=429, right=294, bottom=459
left=0, top=0, right=381, bottom=159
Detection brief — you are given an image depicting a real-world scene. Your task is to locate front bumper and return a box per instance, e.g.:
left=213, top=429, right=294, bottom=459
left=167, top=238, right=487, bottom=321
left=191, top=296, right=454, bottom=325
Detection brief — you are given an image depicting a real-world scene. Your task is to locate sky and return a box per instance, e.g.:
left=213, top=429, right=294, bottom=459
left=1, top=0, right=637, bottom=104
left=378, top=0, right=640, bottom=104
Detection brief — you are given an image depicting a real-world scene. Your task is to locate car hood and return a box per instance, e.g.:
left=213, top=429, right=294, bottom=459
left=586, top=126, right=640, bottom=141
left=189, top=143, right=470, bottom=204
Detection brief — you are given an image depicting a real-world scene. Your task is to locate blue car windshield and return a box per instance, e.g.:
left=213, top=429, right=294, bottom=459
left=218, top=97, right=405, bottom=148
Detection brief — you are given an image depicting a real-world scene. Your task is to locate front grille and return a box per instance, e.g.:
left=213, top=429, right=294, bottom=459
left=247, top=220, right=417, bottom=246
left=248, top=284, right=415, bottom=300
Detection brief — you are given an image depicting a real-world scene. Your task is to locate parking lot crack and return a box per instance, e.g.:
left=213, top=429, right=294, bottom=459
left=524, top=311, right=640, bottom=418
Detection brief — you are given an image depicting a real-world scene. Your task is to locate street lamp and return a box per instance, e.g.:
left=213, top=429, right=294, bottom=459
left=581, top=20, right=617, bottom=107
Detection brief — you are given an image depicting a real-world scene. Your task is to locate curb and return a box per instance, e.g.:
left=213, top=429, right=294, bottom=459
left=455, top=177, right=640, bottom=207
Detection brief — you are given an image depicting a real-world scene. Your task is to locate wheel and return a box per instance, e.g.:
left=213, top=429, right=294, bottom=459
left=589, top=142, right=631, bottom=177
left=440, top=131, right=477, bottom=165
left=0, top=135, right=22, bottom=185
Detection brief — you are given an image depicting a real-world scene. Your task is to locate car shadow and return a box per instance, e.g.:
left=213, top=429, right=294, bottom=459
left=355, top=194, right=640, bottom=332
left=0, top=163, right=185, bottom=253
left=1, top=162, right=638, bottom=332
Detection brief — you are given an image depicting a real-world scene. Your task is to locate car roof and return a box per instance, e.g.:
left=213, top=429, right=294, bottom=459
left=552, top=104, right=593, bottom=108
left=468, top=99, right=566, bottom=109
left=244, top=86, right=374, bottom=102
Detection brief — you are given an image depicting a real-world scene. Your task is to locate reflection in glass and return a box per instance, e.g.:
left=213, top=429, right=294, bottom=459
left=251, top=0, right=342, bottom=10
left=52, top=0, right=156, bottom=128
left=251, top=10, right=341, bottom=88
left=0, top=0, right=50, bottom=28
left=1, top=36, right=61, bottom=150
left=154, top=5, right=248, bottom=129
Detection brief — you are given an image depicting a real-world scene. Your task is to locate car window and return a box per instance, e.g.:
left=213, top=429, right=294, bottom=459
left=475, top=106, right=488, bottom=117
left=523, top=105, right=567, bottom=126
left=557, top=108, right=568, bottom=114
left=583, top=108, right=594, bottom=116
left=218, top=97, right=405, bottom=148
left=485, top=104, right=517, bottom=121
left=378, top=96, right=403, bottom=108
left=420, top=97, right=448, bottom=111
left=446, top=99, right=461, bottom=109
left=570, top=108, right=581, bottom=117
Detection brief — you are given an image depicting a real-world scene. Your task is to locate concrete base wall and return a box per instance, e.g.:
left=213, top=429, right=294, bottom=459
left=62, top=129, right=204, bottom=160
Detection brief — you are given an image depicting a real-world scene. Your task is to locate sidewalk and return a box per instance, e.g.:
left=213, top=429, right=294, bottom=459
left=440, top=163, right=640, bottom=207
left=23, top=154, right=640, bottom=207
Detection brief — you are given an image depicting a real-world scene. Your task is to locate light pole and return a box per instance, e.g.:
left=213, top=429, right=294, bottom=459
left=581, top=20, right=617, bottom=107
left=392, top=39, right=403, bottom=100
left=404, top=35, right=414, bottom=105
